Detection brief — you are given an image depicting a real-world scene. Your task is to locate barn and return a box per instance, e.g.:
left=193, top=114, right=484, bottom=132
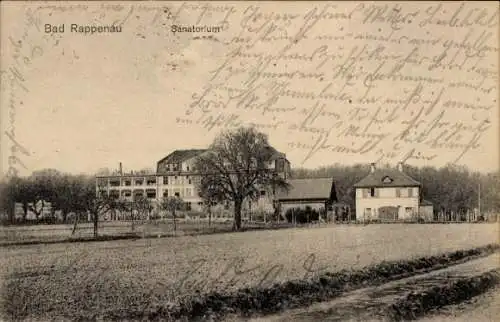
left=276, top=178, right=338, bottom=221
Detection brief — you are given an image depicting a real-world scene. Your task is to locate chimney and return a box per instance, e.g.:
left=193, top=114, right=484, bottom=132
left=370, top=163, right=376, bottom=173
left=397, top=162, right=403, bottom=172
left=119, top=162, right=123, bottom=176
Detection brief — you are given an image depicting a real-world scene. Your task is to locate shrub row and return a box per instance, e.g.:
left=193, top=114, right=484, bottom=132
left=284, top=206, right=325, bottom=223
left=389, top=269, right=500, bottom=321
left=116, top=244, right=499, bottom=321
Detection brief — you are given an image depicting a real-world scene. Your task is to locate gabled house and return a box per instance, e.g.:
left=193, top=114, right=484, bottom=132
left=353, top=162, right=421, bottom=222
left=276, top=178, right=338, bottom=219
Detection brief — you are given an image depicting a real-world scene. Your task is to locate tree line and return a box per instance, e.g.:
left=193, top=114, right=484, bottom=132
left=1, top=127, right=499, bottom=232
left=292, top=163, right=500, bottom=218
left=0, top=169, right=188, bottom=236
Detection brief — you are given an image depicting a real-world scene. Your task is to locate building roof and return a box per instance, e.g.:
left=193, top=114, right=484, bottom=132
left=353, top=168, right=421, bottom=188
left=420, top=199, right=433, bottom=206
left=277, top=178, right=337, bottom=201
left=264, top=145, right=287, bottom=161
left=157, top=146, right=287, bottom=166
left=157, top=149, right=207, bottom=165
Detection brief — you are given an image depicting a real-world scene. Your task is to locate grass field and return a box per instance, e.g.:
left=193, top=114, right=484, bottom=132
left=1, top=223, right=498, bottom=320
left=0, top=220, right=289, bottom=245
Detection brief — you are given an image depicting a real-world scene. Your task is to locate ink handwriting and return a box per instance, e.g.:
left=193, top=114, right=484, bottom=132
left=177, top=1, right=497, bottom=168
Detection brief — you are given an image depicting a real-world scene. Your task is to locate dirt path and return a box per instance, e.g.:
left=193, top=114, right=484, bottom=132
left=225, top=253, right=499, bottom=322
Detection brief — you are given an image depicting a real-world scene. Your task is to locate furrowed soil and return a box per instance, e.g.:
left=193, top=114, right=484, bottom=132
left=232, top=253, right=499, bottom=322
left=0, top=224, right=497, bottom=320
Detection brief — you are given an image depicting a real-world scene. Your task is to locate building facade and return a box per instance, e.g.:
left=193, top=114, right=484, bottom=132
left=96, top=147, right=291, bottom=217
left=276, top=178, right=338, bottom=216
left=354, top=162, right=422, bottom=222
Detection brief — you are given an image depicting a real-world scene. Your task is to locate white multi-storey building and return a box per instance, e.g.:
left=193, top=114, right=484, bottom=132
left=96, top=147, right=291, bottom=215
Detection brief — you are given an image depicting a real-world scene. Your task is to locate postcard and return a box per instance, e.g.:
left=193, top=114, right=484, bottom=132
left=0, top=1, right=498, bottom=321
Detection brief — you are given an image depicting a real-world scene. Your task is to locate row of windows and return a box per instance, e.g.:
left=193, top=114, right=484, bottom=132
left=364, top=207, right=415, bottom=213
left=362, top=188, right=416, bottom=198
left=110, top=188, right=268, bottom=200
left=109, top=189, right=157, bottom=199
left=162, top=188, right=194, bottom=198
left=163, top=176, right=194, bottom=185
left=163, top=163, right=187, bottom=172
left=364, top=207, right=416, bottom=219
left=109, top=178, right=157, bottom=187
left=107, top=176, right=197, bottom=187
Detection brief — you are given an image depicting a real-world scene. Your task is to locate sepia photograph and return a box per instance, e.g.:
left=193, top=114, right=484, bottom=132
left=0, top=1, right=498, bottom=321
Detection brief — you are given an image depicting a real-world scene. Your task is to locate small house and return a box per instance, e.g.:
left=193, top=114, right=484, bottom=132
left=353, top=162, right=422, bottom=222
left=276, top=178, right=338, bottom=220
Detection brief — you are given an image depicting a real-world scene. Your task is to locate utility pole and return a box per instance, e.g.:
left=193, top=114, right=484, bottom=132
left=478, top=182, right=481, bottom=221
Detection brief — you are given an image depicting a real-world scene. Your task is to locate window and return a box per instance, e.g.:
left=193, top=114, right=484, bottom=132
left=187, top=166, right=190, bottom=171
left=396, top=188, right=401, bottom=197
left=110, top=180, right=120, bottom=187
left=364, top=208, right=372, bottom=217
left=408, top=188, right=413, bottom=197
left=97, top=178, right=108, bottom=186
left=185, top=202, right=192, bottom=211
left=276, top=159, right=284, bottom=171
left=122, top=190, right=132, bottom=197
left=146, top=191, right=156, bottom=199
left=163, top=190, right=168, bottom=197
left=135, top=179, right=144, bottom=186
left=110, top=190, right=120, bottom=199
left=123, top=179, right=131, bottom=186
left=382, top=176, right=393, bottom=184
left=405, top=207, right=413, bottom=215
left=370, top=188, right=375, bottom=197
left=174, top=192, right=180, bottom=197
left=146, top=177, right=156, bottom=185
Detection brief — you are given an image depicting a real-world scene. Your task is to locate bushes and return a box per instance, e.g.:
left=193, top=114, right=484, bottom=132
left=284, top=206, right=321, bottom=223
left=153, top=244, right=500, bottom=321
left=389, top=270, right=500, bottom=321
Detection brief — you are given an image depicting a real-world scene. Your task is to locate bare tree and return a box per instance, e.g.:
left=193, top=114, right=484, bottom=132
left=194, top=127, right=290, bottom=231
left=79, top=179, right=115, bottom=238
left=197, top=180, right=225, bottom=227
left=134, top=196, right=154, bottom=221
left=111, top=198, right=132, bottom=230
left=160, top=196, right=184, bottom=233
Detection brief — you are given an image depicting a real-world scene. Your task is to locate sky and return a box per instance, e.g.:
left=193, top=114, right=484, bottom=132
left=1, top=1, right=498, bottom=178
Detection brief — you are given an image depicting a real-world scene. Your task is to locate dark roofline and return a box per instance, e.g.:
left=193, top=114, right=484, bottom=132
left=156, top=149, right=207, bottom=166
left=156, top=146, right=288, bottom=166
left=353, top=167, right=421, bottom=188
left=278, top=198, right=330, bottom=202
left=287, top=177, right=335, bottom=181
left=354, top=183, right=421, bottom=188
